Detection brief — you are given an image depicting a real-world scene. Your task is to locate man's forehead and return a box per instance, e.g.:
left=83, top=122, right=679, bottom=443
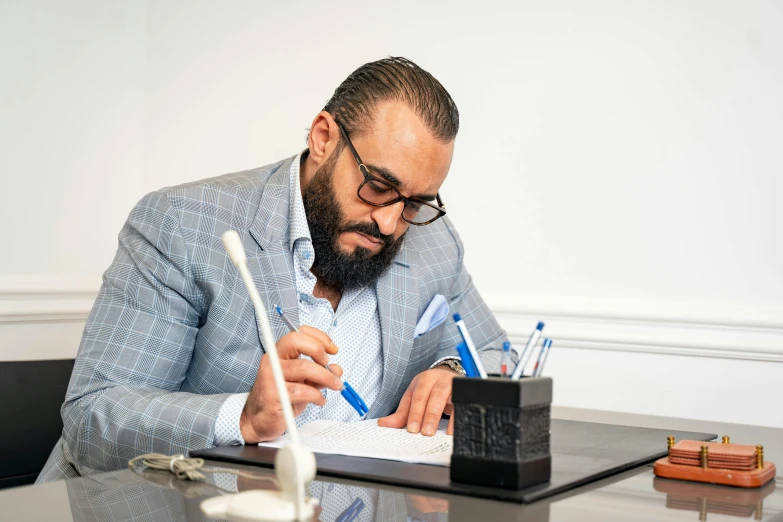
left=351, top=102, right=454, bottom=196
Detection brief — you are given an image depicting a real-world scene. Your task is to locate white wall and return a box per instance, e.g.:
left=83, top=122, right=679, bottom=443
left=1, top=0, right=781, bottom=427
left=0, top=1, right=146, bottom=280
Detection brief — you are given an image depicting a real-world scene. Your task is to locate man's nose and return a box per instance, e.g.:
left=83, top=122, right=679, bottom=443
left=371, top=201, right=405, bottom=237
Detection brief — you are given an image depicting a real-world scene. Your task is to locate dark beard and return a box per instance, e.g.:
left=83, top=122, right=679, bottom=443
left=301, top=151, right=405, bottom=292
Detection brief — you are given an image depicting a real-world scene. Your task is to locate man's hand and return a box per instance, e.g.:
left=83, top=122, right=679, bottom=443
left=240, top=325, right=344, bottom=444
left=377, top=367, right=457, bottom=436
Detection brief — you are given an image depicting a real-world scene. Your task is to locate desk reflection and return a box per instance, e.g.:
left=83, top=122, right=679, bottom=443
left=65, top=467, right=449, bottom=522
left=654, top=477, right=776, bottom=521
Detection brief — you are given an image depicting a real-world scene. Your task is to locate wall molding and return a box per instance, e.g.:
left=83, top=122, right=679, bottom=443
left=0, top=278, right=99, bottom=325
left=496, top=308, right=783, bottom=364
left=485, top=293, right=783, bottom=330
left=0, top=297, right=95, bottom=324
left=2, top=284, right=782, bottom=363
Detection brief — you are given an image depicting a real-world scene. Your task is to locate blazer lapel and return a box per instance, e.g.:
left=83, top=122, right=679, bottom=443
left=246, top=156, right=300, bottom=347
left=370, top=245, right=420, bottom=417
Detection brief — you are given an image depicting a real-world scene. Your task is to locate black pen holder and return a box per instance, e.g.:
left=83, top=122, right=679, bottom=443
left=450, top=376, right=553, bottom=490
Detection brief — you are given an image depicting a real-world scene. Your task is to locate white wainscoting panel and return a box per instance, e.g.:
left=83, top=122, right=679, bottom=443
left=495, top=308, right=783, bottom=364
left=495, top=306, right=783, bottom=428
left=2, top=283, right=781, bottom=427
left=0, top=279, right=97, bottom=361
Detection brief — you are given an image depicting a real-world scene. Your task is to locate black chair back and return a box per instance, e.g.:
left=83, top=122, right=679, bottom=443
left=0, top=359, right=74, bottom=489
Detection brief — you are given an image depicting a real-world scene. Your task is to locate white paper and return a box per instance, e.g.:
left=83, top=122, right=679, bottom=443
left=259, top=419, right=453, bottom=466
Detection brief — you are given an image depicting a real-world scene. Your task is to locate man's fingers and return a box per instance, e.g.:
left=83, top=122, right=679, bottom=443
left=281, top=359, right=342, bottom=390
left=244, top=327, right=337, bottom=443
left=298, top=325, right=340, bottom=355
left=419, top=378, right=451, bottom=436
left=286, top=382, right=326, bottom=407
left=304, top=364, right=344, bottom=389
left=325, top=363, right=343, bottom=378
left=377, top=387, right=413, bottom=429
left=405, top=376, right=436, bottom=434
left=447, top=411, right=455, bottom=435
left=276, top=331, right=331, bottom=365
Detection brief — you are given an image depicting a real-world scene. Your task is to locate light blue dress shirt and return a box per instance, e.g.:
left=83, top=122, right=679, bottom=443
left=214, top=153, right=383, bottom=445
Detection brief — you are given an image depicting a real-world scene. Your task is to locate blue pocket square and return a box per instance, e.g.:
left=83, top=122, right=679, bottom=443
left=414, top=294, right=449, bottom=339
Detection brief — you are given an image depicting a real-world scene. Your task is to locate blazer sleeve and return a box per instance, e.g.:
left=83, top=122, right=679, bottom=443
left=433, top=221, right=512, bottom=374
left=61, top=190, right=232, bottom=474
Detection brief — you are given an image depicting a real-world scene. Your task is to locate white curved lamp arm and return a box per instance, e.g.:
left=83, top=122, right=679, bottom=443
left=222, top=230, right=300, bottom=445
left=221, top=231, right=315, bottom=522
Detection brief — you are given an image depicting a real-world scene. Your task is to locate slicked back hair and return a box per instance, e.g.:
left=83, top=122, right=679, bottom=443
left=323, top=57, right=459, bottom=143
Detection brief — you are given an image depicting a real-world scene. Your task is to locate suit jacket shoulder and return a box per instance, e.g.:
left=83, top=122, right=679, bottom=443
left=153, top=157, right=291, bottom=234
left=403, top=215, right=465, bottom=298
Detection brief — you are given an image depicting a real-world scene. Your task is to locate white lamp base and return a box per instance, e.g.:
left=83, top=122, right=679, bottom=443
left=200, top=490, right=318, bottom=522
left=200, top=443, right=318, bottom=522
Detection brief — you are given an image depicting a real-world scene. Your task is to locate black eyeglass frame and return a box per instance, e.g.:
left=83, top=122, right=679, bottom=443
left=336, top=122, right=447, bottom=226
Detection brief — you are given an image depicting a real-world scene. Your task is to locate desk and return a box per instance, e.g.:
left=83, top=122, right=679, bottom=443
left=1, top=409, right=780, bottom=521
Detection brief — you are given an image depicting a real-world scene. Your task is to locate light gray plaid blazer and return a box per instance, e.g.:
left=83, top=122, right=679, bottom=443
left=38, top=155, right=507, bottom=483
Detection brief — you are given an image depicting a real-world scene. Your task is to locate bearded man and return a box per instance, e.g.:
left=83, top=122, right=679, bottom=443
left=38, top=57, right=509, bottom=481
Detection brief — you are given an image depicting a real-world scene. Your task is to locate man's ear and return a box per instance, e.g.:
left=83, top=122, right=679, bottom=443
left=307, top=111, right=340, bottom=167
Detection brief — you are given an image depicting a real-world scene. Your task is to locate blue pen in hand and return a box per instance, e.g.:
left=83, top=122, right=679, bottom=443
left=274, top=306, right=369, bottom=417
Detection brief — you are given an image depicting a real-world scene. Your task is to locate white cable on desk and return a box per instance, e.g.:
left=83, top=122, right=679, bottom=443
left=128, top=453, right=278, bottom=486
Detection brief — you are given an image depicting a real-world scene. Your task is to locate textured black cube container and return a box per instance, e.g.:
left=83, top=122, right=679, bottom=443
left=450, top=376, right=553, bottom=490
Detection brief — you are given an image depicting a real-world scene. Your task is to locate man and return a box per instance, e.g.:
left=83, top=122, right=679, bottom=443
left=38, top=57, right=508, bottom=482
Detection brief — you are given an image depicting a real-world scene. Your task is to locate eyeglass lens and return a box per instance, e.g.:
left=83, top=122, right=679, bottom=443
left=358, top=177, right=440, bottom=224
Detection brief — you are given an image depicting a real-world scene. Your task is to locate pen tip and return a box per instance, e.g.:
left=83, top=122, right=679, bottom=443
left=275, top=305, right=283, bottom=314
left=536, top=321, right=545, bottom=330
left=453, top=313, right=462, bottom=321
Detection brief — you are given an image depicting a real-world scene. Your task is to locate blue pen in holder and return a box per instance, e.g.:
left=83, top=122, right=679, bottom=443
left=455, top=342, right=480, bottom=377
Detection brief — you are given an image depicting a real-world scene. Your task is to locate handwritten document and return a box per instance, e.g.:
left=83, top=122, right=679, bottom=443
left=259, top=419, right=453, bottom=466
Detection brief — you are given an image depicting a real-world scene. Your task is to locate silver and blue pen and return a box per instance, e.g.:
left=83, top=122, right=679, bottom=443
left=274, top=305, right=369, bottom=417
left=510, top=321, right=545, bottom=380
left=532, top=338, right=553, bottom=377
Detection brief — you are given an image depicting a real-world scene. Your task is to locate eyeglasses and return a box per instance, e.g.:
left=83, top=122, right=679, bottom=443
left=337, top=122, right=447, bottom=226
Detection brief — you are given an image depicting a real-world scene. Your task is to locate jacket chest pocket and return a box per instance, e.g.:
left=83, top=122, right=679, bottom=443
left=407, top=325, right=444, bottom=375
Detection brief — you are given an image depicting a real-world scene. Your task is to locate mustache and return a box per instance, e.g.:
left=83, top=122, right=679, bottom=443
left=341, top=221, right=395, bottom=247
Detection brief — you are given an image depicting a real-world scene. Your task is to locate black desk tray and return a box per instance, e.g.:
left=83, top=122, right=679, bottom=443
left=192, top=419, right=715, bottom=503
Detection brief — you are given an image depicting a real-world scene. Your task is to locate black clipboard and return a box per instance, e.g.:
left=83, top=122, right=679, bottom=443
left=192, top=419, right=715, bottom=503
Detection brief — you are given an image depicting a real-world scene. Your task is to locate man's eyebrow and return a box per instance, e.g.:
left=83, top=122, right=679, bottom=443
left=366, top=163, right=439, bottom=201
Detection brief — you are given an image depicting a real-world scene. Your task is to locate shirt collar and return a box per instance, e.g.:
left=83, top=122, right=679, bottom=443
left=288, top=152, right=312, bottom=252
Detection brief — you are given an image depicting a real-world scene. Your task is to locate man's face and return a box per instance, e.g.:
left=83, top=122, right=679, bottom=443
left=302, top=102, right=454, bottom=290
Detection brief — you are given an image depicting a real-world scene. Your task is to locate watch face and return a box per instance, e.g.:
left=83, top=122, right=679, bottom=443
left=438, top=360, right=465, bottom=375
left=449, top=361, right=465, bottom=375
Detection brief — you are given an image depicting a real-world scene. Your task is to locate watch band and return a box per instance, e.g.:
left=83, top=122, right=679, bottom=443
left=437, top=358, right=466, bottom=376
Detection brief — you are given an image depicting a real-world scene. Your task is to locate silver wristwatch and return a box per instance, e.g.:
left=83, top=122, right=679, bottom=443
left=437, top=358, right=466, bottom=376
